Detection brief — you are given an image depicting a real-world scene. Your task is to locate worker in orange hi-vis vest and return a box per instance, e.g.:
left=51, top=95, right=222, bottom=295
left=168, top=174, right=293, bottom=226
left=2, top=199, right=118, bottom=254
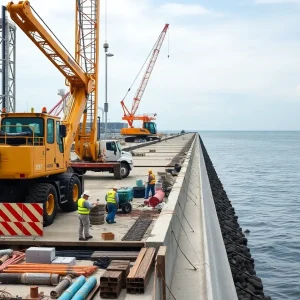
left=145, top=169, right=156, bottom=199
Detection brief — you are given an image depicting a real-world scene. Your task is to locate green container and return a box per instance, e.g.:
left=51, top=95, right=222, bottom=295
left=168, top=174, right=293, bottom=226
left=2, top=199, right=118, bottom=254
left=117, top=187, right=133, bottom=205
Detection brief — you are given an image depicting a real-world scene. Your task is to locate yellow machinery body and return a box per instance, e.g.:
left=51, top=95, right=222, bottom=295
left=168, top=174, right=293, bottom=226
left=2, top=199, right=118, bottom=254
left=0, top=1, right=99, bottom=227
left=0, top=112, right=66, bottom=179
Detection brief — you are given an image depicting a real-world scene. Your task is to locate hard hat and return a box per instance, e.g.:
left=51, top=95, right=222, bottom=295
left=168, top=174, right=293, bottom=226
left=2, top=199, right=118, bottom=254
left=112, top=186, right=118, bottom=190
left=148, top=169, right=152, bottom=173
left=82, top=191, right=90, bottom=197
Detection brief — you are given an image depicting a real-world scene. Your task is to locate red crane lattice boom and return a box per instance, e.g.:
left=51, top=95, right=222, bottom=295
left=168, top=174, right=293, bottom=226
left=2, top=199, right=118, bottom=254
left=121, top=24, right=169, bottom=128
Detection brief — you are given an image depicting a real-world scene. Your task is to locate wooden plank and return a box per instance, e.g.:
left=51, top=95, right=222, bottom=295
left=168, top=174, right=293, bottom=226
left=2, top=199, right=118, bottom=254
left=86, top=283, right=100, bottom=300
left=127, top=248, right=147, bottom=281
left=135, top=247, right=156, bottom=280
left=156, top=246, right=167, bottom=300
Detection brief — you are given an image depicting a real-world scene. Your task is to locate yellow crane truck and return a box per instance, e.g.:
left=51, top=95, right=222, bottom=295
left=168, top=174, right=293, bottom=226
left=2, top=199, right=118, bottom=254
left=0, top=0, right=99, bottom=226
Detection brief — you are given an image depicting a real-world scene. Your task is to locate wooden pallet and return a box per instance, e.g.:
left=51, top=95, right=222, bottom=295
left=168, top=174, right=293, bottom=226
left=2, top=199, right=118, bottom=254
left=91, top=251, right=139, bottom=262
left=126, top=247, right=156, bottom=294
left=107, top=260, right=130, bottom=288
left=100, top=271, right=122, bottom=299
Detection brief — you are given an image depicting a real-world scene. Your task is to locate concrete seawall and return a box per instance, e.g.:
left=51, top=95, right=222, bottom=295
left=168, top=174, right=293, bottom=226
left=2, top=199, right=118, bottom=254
left=146, top=134, right=239, bottom=300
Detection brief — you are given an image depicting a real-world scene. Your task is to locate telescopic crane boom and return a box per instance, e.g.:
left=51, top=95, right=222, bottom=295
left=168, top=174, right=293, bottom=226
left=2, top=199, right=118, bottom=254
left=120, top=24, right=169, bottom=141
left=0, top=0, right=98, bottom=226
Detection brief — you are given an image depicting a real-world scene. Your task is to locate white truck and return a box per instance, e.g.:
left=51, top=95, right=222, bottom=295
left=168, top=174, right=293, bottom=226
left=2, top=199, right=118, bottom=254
left=70, top=140, right=134, bottom=179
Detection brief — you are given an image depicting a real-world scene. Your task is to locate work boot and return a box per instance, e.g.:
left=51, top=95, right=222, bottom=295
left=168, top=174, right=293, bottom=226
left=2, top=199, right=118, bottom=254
left=86, top=235, right=93, bottom=240
left=79, top=237, right=87, bottom=241
left=106, top=219, right=111, bottom=224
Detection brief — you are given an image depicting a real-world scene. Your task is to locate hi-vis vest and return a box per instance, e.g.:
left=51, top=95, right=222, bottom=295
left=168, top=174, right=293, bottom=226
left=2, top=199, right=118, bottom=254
left=78, top=198, right=90, bottom=215
left=106, top=190, right=117, bottom=204
left=149, top=174, right=156, bottom=185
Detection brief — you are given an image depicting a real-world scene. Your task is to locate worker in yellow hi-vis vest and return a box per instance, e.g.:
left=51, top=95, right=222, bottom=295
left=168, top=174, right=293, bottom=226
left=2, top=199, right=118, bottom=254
left=78, top=191, right=97, bottom=241
left=145, top=169, right=156, bottom=199
left=105, top=186, right=119, bottom=224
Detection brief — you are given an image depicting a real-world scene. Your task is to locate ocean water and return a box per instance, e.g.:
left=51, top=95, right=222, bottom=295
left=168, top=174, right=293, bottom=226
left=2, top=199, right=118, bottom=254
left=199, top=131, right=300, bottom=300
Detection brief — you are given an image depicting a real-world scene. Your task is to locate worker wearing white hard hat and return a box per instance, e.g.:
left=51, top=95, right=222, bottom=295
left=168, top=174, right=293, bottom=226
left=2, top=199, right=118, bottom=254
left=78, top=190, right=97, bottom=241
left=105, top=187, right=119, bottom=224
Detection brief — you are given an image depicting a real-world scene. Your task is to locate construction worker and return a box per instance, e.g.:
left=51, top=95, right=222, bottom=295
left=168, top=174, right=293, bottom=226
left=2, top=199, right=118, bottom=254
left=78, top=191, right=96, bottom=241
left=105, top=186, right=119, bottom=224
left=145, top=169, right=156, bottom=199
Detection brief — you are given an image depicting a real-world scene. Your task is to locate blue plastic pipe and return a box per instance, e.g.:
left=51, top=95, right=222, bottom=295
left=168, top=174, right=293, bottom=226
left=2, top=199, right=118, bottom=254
left=71, top=276, right=97, bottom=300
left=58, top=276, right=86, bottom=300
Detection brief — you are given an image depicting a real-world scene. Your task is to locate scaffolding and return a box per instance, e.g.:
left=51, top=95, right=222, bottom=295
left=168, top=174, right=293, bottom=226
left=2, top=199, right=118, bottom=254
left=0, top=6, right=16, bottom=112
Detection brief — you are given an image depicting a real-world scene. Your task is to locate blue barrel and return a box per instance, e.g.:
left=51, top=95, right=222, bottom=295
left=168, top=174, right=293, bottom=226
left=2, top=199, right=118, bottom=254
left=58, top=276, right=86, bottom=300
left=72, top=276, right=97, bottom=300
left=136, top=179, right=144, bottom=187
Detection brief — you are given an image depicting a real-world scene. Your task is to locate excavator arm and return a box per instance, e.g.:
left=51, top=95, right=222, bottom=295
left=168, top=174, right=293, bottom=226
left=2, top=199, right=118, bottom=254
left=7, top=1, right=95, bottom=156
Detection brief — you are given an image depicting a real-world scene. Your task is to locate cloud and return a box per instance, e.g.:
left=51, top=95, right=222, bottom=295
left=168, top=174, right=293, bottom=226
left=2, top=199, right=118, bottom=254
left=158, top=3, right=215, bottom=16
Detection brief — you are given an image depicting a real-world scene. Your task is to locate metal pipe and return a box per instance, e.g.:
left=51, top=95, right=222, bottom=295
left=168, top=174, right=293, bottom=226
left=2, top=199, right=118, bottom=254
left=0, top=249, right=13, bottom=257
left=21, top=273, right=60, bottom=286
left=0, top=273, right=22, bottom=284
left=50, top=275, right=73, bottom=299
left=58, top=275, right=86, bottom=300
left=72, top=276, right=97, bottom=300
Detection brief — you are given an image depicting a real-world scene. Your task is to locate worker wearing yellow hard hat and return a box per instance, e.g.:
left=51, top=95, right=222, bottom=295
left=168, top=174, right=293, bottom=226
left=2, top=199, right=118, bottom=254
left=144, top=169, right=156, bottom=199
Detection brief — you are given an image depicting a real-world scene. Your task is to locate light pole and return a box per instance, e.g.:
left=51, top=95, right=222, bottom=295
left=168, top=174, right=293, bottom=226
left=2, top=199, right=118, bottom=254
left=103, top=42, right=114, bottom=139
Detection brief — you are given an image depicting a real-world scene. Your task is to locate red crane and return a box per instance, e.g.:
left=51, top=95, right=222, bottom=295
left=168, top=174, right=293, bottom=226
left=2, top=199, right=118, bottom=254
left=120, top=24, right=169, bottom=133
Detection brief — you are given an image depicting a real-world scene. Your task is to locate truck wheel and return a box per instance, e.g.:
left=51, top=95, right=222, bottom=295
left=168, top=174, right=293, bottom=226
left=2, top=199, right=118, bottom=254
left=122, top=202, right=132, bottom=214
left=60, top=175, right=82, bottom=212
left=25, top=183, right=58, bottom=227
left=120, top=163, right=130, bottom=178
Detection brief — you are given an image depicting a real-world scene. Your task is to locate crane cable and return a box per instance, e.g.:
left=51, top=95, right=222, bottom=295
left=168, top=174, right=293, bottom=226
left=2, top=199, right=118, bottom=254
left=30, top=5, right=83, bottom=72
left=121, top=28, right=168, bottom=102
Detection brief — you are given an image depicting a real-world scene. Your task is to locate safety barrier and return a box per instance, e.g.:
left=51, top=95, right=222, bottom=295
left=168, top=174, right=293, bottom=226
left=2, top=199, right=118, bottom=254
left=0, top=203, right=43, bottom=237
left=145, top=133, right=196, bottom=299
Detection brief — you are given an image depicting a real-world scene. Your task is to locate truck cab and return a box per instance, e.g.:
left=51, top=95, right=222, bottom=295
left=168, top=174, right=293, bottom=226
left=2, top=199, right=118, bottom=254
left=101, top=140, right=134, bottom=177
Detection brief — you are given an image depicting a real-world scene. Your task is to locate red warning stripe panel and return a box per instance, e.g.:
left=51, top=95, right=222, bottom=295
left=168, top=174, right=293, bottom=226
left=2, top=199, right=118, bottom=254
left=0, top=203, right=43, bottom=237
left=31, top=203, right=43, bottom=217
left=21, top=204, right=40, bottom=222
left=0, top=222, right=19, bottom=236
left=3, top=203, right=24, bottom=222
left=24, top=222, right=43, bottom=237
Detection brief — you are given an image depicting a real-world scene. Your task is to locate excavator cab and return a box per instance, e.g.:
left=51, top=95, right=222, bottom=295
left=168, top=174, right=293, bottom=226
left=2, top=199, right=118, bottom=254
left=143, top=122, right=157, bottom=134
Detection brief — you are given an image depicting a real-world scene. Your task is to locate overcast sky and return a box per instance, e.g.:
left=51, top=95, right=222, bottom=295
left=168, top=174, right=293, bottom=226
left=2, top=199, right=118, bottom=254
left=1, top=0, right=300, bottom=130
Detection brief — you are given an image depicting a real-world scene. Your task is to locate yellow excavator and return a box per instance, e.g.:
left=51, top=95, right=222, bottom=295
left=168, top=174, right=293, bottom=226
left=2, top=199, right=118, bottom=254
left=0, top=0, right=99, bottom=226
